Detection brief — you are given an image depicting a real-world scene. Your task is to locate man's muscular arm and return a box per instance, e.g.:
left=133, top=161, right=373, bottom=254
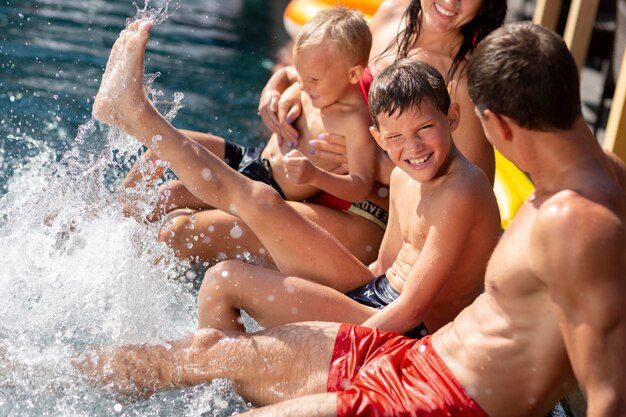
left=533, top=194, right=626, bottom=417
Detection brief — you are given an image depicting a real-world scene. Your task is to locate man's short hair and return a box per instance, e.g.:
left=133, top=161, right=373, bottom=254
left=293, top=7, right=371, bottom=67
left=468, top=21, right=581, bottom=131
left=369, top=59, right=451, bottom=128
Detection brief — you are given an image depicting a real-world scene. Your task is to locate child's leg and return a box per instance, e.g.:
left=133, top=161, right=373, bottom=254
left=159, top=208, right=272, bottom=263
left=93, top=20, right=372, bottom=286
left=197, top=260, right=375, bottom=330
left=159, top=201, right=384, bottom=266
left=121, top=130, right=227, bottom=190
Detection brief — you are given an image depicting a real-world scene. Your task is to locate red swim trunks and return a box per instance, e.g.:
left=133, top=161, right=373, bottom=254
left=327, top=323, right=488, bottom=417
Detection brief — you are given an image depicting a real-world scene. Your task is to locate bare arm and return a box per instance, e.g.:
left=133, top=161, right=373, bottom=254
left=363, top=178, right=483, bottom=334
left=283, top=113, right=376, bottom=202
left=450, top=76, right=495, bottom=184
left=368, top=167, right=403, bottom=276
left=535, top=197, right=626, bottom=417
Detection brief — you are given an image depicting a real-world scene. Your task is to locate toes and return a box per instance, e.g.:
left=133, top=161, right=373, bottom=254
left=125, top=21, right=152, bottom=54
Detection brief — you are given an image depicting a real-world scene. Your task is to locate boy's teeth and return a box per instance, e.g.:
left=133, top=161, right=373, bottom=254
left=409, top=154, right=431, bottom=165
left=435, top=3, right=455, bottom=16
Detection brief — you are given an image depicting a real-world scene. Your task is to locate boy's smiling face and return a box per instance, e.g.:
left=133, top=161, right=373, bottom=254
left=370, top=100, right=459, bottom=182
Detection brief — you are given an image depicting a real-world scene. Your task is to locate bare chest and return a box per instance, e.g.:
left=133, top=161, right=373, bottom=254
left=484, top=201, right=542, bottom=296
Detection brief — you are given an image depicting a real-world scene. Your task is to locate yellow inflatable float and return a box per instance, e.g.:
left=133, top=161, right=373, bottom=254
left=283, top=0, right=535, bottom=228
left=494, top=150, right=534, bottom=229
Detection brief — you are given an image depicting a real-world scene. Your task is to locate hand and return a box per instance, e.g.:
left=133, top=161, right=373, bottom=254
left=282, top=149, right=318, bottom=184
left=308, top=133, right=348, bottom=173
left=258, top=88, right=282, bottom=134
left=276, top=83, right=302, bottom=146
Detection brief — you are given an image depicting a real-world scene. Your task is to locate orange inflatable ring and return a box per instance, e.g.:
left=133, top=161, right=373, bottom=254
left=284, top=0, right=384, bottom=38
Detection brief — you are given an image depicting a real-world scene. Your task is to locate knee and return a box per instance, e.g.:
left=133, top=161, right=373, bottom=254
left=198, top=260, right=244, bottom=303
left=248, top=183, right=283, bottom=211
left=158, top=212, right=195, bottom=245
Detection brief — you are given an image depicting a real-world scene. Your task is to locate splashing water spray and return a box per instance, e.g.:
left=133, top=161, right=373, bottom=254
left=0, top=1, right=251, bottom=415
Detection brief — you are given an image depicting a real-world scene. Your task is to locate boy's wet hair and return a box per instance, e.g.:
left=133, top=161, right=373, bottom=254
left=293, top=7, right=371, bottom=67
left=468, top=22, right=581, bottom=131
left=369, top=59, right=451, bottom=129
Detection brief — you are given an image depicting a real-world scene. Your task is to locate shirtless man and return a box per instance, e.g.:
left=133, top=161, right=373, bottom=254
left=77, top=22, right=626, bottom=417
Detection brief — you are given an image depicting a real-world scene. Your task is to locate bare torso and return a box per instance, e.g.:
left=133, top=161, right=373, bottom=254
left=383, top=155, right=501, bottom=331
left=433, top=153, right=626, bottom=417
left=261, top=90, right=368, bottom=201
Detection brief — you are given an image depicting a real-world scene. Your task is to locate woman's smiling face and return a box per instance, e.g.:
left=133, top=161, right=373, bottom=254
left=420, top=0, right=483, bottom=34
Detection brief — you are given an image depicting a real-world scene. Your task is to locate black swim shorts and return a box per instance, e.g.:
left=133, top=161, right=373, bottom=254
left=346, top=275, right=429, bottom=339
left=223, top=141, right=286, bottom=199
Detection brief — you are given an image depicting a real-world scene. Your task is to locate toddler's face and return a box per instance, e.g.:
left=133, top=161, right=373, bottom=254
left=294, top=45, right=355, bottom=109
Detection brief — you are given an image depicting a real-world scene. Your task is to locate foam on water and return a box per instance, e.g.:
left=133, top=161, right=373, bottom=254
left=0, top=2, right=253, bottom=415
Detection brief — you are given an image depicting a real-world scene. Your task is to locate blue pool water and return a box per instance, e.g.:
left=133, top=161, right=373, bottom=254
left=0, top=0, right=289, bottom=415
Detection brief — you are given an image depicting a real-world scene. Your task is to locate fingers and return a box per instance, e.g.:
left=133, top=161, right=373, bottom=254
left=258, top=89, right=281, bottom=133
left=308, top=133, right=348, bottom=164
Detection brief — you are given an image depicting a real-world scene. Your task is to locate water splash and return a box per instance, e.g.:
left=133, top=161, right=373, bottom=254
left=0, top=2, right=253, bottom=415
left=128, top=0, right=182, bottom=27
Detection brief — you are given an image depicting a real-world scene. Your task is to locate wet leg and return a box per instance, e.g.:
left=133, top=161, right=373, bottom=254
left=92, top=21, right=371, bottom=288
left=73, top=321, right=340, bottom=405
left=198, top=261, right=375, bottom=330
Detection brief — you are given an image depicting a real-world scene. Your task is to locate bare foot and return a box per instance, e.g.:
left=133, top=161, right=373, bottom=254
left=72, top=344, right=178, bottom=398
left=92, top=20, right=155, bottom=132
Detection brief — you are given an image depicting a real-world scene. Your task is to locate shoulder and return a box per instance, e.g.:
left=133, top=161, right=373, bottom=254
left=428, top=162, right=496, bottom=218
left=371, top=0, right=409, bottom=25
left=326, top=100, right=372, bottom=135
left=533, top=190, right=626, bottom=275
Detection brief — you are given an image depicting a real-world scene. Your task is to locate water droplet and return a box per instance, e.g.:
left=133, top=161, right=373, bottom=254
left=114, top=403, right=123, bottom=413
left=208, top=225, right=215, bottom=233
left=186, top=243, right=193, bottom=249
left=201, top=168, right=212, bottom=181
left=377, top=187, right=389, bottom=198
left=365, top=245, right=372, bottom=252
left=418, top=344, right=426, bottom=353
left=230, top=225, right=243, bottom=239
left=267, top=295, right=275, bottom=302
left=220, top=270, right=229, bottom=279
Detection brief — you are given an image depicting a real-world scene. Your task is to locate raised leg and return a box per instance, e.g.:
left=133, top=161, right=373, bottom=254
left=93, top=20, right=371, bottom=284
left=73, top=322, right=340, bottom=405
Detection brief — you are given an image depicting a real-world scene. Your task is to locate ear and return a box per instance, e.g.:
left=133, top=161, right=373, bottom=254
left=447, top=102, right=460, bottom=133
left=480, top=109, right=513, bottom=142
left=348, top=64, right=364, bottom=84
left=369, top=126, right=388, bottom=151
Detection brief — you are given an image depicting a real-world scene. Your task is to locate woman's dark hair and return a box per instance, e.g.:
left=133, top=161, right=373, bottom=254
left=376, top=0, right=507, bottom=82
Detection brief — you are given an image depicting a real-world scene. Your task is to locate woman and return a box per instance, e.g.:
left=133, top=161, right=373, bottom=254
left=154, top=0, right=506, bottom=267
left=262, top=0, right=506, bottom=183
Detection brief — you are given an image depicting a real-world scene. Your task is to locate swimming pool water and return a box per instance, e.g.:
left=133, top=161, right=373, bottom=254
left=0, top=0, right=289, bottom=415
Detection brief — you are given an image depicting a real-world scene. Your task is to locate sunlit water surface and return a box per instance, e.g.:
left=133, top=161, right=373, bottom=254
left=0, top=0, right=288, bottom=414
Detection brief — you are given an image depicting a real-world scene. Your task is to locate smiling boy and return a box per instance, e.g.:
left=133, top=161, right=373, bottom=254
left=191, top=59, right=501, bottom=335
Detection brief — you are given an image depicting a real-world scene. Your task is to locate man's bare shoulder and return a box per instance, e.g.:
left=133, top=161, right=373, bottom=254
left=532, top=189, right=626, bottom=280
